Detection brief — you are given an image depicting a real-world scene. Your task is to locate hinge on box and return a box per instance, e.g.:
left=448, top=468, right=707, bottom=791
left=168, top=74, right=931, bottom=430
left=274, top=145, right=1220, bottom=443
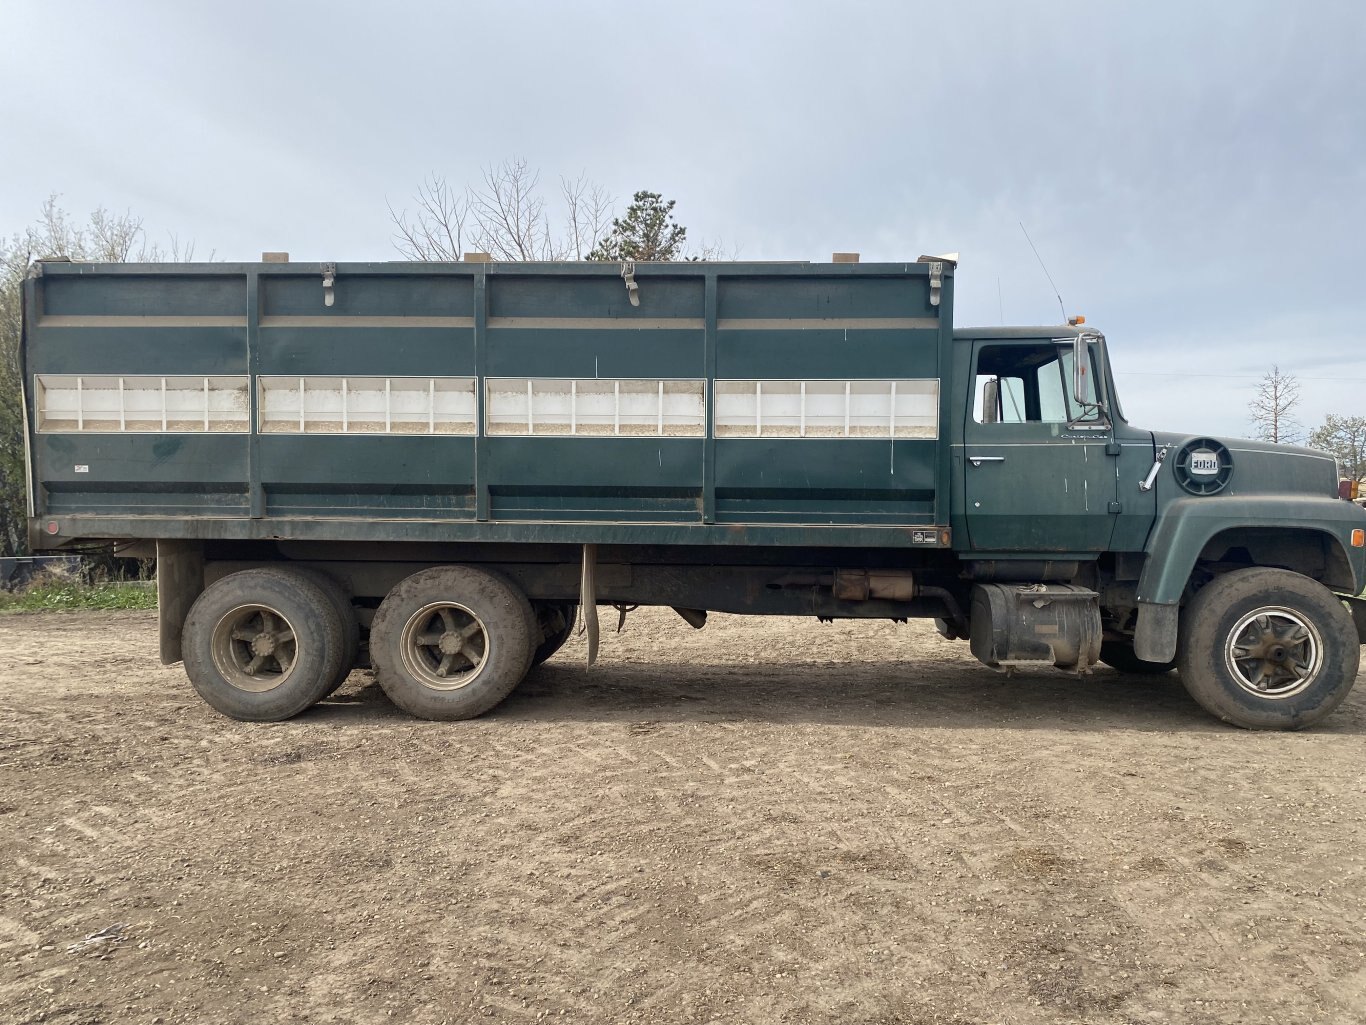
left=621, top=260, right=640, bottom=307
left=321, top=262, right=337, bottom=308
left=927, top=261, right=943, bottom=307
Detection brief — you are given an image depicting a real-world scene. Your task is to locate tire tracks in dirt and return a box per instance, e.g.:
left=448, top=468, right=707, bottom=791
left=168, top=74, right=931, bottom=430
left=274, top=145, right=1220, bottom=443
left=1, top=608, right=1364, bottom=1024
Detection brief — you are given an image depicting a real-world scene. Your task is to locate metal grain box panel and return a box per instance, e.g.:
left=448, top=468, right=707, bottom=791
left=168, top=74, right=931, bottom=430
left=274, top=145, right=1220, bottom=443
left=22, top=259, right=953, bottom=544
left=486, top=274, right=705, bottom=381
left=27, top=268, right=247, bottom=379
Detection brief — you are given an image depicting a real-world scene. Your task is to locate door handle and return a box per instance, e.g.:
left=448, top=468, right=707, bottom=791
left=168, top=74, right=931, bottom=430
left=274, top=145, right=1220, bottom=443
left=969, top=456, right=1006, bottom=467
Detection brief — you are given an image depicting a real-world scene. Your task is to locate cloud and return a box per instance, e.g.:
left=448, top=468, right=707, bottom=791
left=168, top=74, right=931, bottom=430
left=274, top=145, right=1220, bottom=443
left=2, top=0, right=1361, bottom=439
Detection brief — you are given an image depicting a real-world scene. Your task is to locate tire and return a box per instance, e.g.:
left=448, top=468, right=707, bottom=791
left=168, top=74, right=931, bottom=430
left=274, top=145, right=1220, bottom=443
left=291, top=567, right=360, bottom=695
left=1099, top=640, right=1176, bottom=675
left=370, top=566, right=535, bottom=720
left=1176, top=567, right=1360, bottom=730
left=531, top=602, right=577, bottom=667
left=182, top=568, right=345, bottom=722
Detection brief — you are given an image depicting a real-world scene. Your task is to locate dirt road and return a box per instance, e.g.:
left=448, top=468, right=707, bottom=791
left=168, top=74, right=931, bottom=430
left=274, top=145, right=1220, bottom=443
left=2, top=608, right=1364, bottom=1025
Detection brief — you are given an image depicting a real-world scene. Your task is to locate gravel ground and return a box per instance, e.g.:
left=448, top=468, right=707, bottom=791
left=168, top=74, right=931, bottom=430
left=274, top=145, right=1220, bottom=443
left=2, top=608, right=1364, bottom=1025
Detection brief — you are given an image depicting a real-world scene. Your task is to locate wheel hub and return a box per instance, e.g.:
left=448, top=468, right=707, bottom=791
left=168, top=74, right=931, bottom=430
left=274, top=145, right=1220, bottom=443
left=1225, top=606, right=1322, bottom=699
left=211, top=604, right=298, bottom=694
left=400, top=601, right=489, bottom=691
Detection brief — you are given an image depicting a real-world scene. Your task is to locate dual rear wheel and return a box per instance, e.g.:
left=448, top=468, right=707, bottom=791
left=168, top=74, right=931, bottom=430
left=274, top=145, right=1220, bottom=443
left=184, top=564, right=569, bottom=722
left=368, top=566, right=537, bottom=721
left=183, top=568, right=351, bottom=722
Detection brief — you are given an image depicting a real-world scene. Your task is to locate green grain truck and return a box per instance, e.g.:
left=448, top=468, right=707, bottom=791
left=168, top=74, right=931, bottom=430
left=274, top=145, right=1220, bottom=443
left=21, top=256, right=1366, bottom=728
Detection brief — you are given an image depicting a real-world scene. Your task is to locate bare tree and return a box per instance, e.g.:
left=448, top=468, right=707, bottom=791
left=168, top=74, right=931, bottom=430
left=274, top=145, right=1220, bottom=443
left=389, top=176, right=470, bottom=261
left=469, top=158, right=551, bottom=260
left=1248, top=364, right=1302, bottom=444
left=391, top=159, right=615, bottom=262
left=392, top=164, right=733, bottom=263
left=560, top=173, right=614, bottom=264
left=18, top=194, right=198, bottom=264
left=688, top=237, right=739, bottom=261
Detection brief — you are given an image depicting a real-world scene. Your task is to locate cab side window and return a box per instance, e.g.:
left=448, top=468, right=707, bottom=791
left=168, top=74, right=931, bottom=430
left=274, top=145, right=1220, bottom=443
left=973, top=343, right=1099, bottom=425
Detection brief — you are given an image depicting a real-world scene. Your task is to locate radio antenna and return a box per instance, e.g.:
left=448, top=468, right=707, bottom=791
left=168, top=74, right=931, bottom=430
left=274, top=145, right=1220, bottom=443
left=1019, top=222, right=1066, bottom=323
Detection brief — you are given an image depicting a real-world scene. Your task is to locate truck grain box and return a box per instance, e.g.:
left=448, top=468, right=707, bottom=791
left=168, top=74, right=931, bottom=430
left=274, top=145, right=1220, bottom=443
left=20, top=256, right=1366, bottom=728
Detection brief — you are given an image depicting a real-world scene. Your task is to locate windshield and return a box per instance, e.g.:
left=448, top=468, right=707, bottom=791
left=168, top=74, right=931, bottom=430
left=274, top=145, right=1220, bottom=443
left=1097, top=336, right=1125, bottom=422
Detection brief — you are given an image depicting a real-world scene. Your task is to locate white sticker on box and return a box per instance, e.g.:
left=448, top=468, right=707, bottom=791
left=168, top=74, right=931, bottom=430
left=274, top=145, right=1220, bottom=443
left=74, top=465, right=89, bottom=473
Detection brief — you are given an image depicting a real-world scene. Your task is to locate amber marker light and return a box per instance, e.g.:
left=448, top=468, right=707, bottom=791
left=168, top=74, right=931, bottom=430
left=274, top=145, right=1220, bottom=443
left=1352, top=529, right=1365, bottom=548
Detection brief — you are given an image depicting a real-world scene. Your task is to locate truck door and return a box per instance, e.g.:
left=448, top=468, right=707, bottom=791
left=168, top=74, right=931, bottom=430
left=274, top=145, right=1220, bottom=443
left=962, top=339, right=1117, bottom=552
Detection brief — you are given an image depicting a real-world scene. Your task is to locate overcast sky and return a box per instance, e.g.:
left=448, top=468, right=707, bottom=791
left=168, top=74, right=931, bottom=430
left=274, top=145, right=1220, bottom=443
left=2, top=0, right=1363, bottom=440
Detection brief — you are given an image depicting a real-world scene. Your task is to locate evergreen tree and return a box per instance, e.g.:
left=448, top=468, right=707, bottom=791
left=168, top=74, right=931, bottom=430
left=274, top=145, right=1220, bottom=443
left=587, top=191, right=688, bottom=262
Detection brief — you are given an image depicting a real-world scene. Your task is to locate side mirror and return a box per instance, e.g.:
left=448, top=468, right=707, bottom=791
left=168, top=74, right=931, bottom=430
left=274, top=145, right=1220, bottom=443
left=1071, top=332, right=1107, bottom=422
left=1072, top=335, right=1090, bottom=406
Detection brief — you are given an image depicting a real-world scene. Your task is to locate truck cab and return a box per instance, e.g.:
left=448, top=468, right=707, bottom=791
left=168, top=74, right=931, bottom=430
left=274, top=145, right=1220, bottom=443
left=951, top=322, right=1366, bottom=727
left=955, top=326, right=1155, bottom=555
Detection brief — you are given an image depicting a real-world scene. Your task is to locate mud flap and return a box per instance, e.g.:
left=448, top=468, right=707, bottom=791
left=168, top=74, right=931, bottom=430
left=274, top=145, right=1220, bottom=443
left=1134, top=601, right=1180, bottom=663
left=1343, top=594, right=1366, bottom=645
left=580, top=543, right=600, bottom=667
left=156, top=540, right=204, bottom=665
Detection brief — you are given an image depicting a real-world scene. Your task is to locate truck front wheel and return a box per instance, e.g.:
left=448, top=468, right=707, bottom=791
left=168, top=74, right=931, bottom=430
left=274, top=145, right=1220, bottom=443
left=370, top=566, right=535, bottom=720
left=1176, top=567, right=1360, bottom=730
left=182, top=569, right=345, bottom=721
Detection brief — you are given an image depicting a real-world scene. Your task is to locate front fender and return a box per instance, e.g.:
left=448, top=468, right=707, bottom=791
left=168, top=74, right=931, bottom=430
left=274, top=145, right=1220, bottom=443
left=1137, top=496, right=1366, bottom=606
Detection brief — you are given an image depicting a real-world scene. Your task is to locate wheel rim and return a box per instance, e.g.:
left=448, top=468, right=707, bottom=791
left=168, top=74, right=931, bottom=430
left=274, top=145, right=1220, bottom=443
left=1223, top=606, right=1323, bottom=699
left=210, top=604, right=299, bottom=693
left=399, top=601, right=490, bottom=690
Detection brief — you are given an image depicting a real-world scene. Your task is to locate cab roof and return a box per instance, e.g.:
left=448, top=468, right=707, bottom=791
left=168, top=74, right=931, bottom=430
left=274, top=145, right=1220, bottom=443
left=953, top=325, right=1089, bottom=340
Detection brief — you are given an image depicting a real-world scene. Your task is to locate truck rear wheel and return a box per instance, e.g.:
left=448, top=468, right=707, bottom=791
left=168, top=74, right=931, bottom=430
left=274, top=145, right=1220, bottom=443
left=1176, top=567, right=1360, bottom=730
left=291, top=567, right=360, bottom=695
left=1099, top=641, right=1175, bottom=675
left=370, top=566, right=535, bottom=720
left=531, top=602, right=577, bottom=667
left=182, top=568, right=345, bottom=722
